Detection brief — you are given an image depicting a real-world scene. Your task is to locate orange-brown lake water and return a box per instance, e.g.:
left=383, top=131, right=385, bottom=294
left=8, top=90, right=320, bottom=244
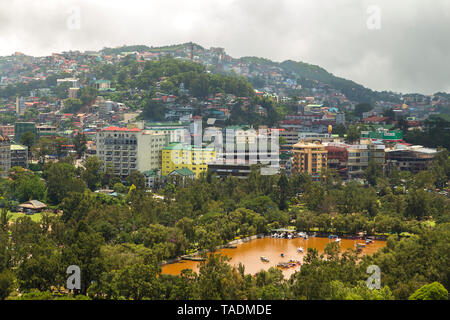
left=161, top=237, right=386, bottom=278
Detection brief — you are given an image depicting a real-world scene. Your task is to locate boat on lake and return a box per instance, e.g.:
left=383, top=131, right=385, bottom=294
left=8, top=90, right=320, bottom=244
left=276, top=262, right=290, bottom=269
left=260, top=256, right=270, bottom=262
left=297, top=247, right=304, bottom=253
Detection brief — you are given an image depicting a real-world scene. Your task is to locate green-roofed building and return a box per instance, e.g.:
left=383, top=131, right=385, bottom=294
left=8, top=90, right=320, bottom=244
left=361, top=129, right=403, bottom=142
left=94, top=80, right=115, bottom=92
left=14, top=122, right=37, bottom=143
left=169, top=168, right=195, bottom=177
left=143, top=169, right=160, bottom=189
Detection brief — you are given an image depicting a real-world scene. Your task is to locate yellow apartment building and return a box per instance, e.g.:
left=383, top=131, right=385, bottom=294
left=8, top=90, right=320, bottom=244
left=292, top=140, right=328, bottom=178
left=162, top=143, right=216, bottom=178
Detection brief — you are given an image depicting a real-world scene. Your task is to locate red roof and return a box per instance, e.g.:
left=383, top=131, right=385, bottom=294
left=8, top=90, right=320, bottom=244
left=103, top=126, right=141, bottom=132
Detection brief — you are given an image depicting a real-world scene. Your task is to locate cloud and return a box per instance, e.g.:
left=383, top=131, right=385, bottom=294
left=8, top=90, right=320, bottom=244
left=0, top=0, right=448, bottom=94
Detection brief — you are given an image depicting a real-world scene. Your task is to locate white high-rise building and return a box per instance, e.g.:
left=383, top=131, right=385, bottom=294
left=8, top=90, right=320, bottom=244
left=0, top=135, right=11, bottom=177
left=16, top=97, right=25, bottom=115
left=96, top=126, right=169, bottom=178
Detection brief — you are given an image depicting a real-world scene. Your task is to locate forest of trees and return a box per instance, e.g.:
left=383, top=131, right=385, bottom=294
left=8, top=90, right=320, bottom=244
left=404, top=114, right=450, bottom=150
left=0, top=150, right=448, bottom=300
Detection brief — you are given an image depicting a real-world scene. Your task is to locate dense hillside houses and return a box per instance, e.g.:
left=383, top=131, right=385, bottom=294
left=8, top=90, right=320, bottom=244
left=0, top=43, right=448, bottom=190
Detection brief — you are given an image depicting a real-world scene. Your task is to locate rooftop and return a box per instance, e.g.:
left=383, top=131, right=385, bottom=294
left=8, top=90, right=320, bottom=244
left=10, top=144, right=27, bottom=151
left=163, top=143, right=215, bottom=151
left=103, top=126, right=142, bottom=132
left=170, top=168, right=195, bottom=176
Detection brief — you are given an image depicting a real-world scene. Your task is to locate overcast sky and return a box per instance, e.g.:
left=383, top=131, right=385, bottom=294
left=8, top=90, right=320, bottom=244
left=1, top=0, right=449, bottom=94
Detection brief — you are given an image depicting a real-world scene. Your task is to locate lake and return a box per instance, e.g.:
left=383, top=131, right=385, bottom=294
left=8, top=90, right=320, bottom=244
left=161, top=236, right=386, bottom=278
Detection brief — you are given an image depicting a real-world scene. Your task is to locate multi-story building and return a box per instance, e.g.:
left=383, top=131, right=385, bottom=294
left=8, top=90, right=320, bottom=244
left=162, top=143, right=215, bottom=178
left=146, top=128, right=186, bottom=143
left=279, top=129, right=300, bottom=151
left=323, top=141, right=386, bottom=179
left=361, top=128, right=403, bottom=143
left=10, top=144, right=28, bottom=168
left=68, top=87, right=79, bottom=99
left=292, top=140, right=328, bottom=179
left=146, top=122, right=189, bottom=143
left=14, top=122, right=37, bottom=143
left=205, top=126, right=280, bottom=169
left=37, top=125, right=58, bottom=137
left=385, top=145, right=438, bottom=174
left=0, top=135, right=11, bottom=176
left=0, top=125, right=14, bottom=139
left=208, top=161, right=253, bottom=179
left=96, top=126, right=169, bottom=178
left=347, top=143, right=385, bottom=178
left=57, top=78, right=79, bottom=88
left=16, top=97, right=25, bottom=115
left=325, top=145, right=348, bottom=178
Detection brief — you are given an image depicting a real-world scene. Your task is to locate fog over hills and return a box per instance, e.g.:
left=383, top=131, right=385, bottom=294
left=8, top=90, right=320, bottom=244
left=0, top=0, right=449, bottom=94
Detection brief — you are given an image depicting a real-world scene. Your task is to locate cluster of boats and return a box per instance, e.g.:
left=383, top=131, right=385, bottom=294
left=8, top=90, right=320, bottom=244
left=276, top=260, right=302, bottom=269
left=260, top=236, right=376, bottom=268
left=355, top=238, right=374, bottom=251
left=270, top=232, right=310, bottom=240
left=328, top=235, right=342, bottom=243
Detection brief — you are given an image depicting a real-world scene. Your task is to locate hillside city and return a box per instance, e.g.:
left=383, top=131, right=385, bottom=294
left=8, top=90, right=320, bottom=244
left=0, top=42, right=449, bottom=301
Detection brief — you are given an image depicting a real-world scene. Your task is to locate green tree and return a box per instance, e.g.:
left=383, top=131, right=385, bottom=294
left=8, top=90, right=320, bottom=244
left=63, top=98, right=83, bottom=113
left=354, top=103, right=373, bottom=118
left=409, top=282, right=448, bottom=300
left=115, top=263, right=161, bottom=299
left=61, top=222, right=106, bottom=295
left=44, top=162, right=86, bottom=204
left=126, top=170, right=146, bottom=190
left=73, top=133, right=87, bottom=158
left=329, top=280, right=394, bottom=300
left=142, top=98, right=166, bottom=121
left=81, top=156, right=103, bottom=191
left=20, top=131, right=36, bottom=157
left=16, top=238, right=63, bottom=292
left=277, top=174, right=289, bottom=210
left=0, top=270, right=15, bottom=300
left=365, top=160, right=383, bottom=187
left=8, top=167, right=46, bottom=202
left=345, top=125, right=361, bottom=144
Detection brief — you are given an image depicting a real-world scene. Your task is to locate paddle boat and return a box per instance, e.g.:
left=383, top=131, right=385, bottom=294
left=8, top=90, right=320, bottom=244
left=260, top=256, right=270, bottom=263
left=276, top=262, right=290, bottom=269
left=288, top=259, right=301, bottom=267
left=355, top=243, right=365, bottom=252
